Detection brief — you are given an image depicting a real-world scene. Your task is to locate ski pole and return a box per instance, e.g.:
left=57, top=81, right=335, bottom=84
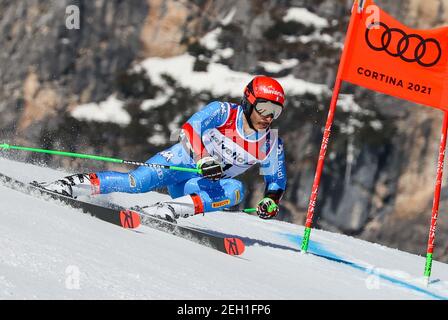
left=0, top=143, right=202, bottom=174
left=224, top=208, right=256, bottom=214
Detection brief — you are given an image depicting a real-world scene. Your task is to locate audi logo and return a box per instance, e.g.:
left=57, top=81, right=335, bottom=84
left=365, top=22, right=442, bottom=67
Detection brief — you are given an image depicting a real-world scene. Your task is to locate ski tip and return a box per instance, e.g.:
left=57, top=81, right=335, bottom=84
left=224, top=237, right=245, bottom=256
left=119, top=210, right=141, bottom=229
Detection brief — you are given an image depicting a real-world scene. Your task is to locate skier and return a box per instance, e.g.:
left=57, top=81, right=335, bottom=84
left=39, top=76, right=287, bottom=222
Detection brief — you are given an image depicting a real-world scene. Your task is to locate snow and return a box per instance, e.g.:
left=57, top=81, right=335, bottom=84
left=281, top=8, right=338, bottom=47
left=197, top=28, right=235, bottom=63
left=369, top=120, right=383, bottom=130
left=338, top=94, right=360, bottom=113
left=283, top=7, right=329, bottom=29
left=141, top=94, right=171, bottom=112
left=200, top=28, right=222, bottom=51
left=337, top=94, right=378, bottom=134
left=221, top=8, right=236, bottom=26
left=259, top=59, right=299, bottom=73
left=1, top=157, right=448, bottom=299
left=147, top=133, right=167, bottom=146
left=138, top=54, right=327, bottom=98
left=70, top=95, right=131, bottom=126
left=168, top=114, right=183, bottom=133
left=215, top=47, right=234, bottom=59
left=283, top=32, right=342, bottom=49
left=295, top=33, right=335, bottom=44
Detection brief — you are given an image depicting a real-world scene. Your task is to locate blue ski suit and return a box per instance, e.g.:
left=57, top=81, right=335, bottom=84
left=93, top=101, right=287, bottom=212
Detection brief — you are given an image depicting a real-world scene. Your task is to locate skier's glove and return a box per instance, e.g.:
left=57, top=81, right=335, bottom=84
left=197, top=156, right=223, bottom=180
left=256, top=197, right=279, bottom=219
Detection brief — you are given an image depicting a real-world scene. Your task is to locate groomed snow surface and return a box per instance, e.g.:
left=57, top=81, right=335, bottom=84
left=0, top=157, right=448, bottom=300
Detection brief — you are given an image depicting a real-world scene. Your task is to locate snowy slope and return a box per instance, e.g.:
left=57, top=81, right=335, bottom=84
left=1, top=157, right=448, bottom=300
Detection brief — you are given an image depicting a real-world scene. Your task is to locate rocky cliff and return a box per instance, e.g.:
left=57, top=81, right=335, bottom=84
left=1, top=0, right=448, bottom=262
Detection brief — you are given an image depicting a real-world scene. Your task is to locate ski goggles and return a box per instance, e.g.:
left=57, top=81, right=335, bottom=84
left=254, top=100, right=283, bottom=119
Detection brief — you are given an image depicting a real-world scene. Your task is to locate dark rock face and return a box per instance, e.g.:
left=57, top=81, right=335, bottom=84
left=0, top=0, right=148, bottom=145
left=1, top=0, right=448, bottom=262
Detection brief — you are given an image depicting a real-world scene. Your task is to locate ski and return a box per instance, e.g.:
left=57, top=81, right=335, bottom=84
left=0, top=172, right=245, bottom=256
left=0, top=172, right=141, bottom=228
left=137, top=212, right=245, bottom=256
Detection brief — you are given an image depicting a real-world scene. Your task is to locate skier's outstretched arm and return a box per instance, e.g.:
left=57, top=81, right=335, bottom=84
left=257, top=139, right=287, bottom=219
left=179, top=101, right=229, bottom=179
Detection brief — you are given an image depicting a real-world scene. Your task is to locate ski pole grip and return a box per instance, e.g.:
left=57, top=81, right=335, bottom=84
left=243, top=208, right=257, bottom=213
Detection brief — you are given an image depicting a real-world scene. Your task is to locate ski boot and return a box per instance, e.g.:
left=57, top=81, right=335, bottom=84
left=33, top=173, right=99, bottom=198
left=132, top=195, right=200, bottom=223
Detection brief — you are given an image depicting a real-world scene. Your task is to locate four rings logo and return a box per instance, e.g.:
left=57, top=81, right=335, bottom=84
left=365, top=22, right=442, bottom=67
